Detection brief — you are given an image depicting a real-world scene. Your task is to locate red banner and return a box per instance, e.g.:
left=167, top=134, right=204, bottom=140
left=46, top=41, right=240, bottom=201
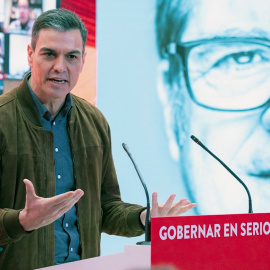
left=59, top=0, right=96, bottom=105
left=60, top=0, right=95, bottom=47
left=152, top=213, right=270, bottom=270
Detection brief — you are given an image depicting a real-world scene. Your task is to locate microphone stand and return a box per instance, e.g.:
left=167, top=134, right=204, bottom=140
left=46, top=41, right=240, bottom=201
left=122, top=143, right=151, bottom=245
left=191, top=135, right=253, bottom=213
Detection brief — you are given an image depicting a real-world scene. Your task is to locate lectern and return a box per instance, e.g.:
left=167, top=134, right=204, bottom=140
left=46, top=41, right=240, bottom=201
left=39, top=213, right=270, bottom=270
left=39, top=245, right=150, bottom=270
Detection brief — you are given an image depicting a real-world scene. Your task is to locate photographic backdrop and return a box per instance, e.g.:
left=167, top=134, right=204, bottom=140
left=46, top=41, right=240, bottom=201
left=97, top=0, right=189, bottom=255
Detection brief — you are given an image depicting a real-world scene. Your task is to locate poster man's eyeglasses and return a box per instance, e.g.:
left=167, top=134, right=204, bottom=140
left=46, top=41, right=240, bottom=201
left=165, top=37, right=270, bottom=111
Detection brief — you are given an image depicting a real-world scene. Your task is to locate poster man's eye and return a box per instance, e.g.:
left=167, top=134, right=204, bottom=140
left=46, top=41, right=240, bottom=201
left=184, top=40, right=270, bottom=110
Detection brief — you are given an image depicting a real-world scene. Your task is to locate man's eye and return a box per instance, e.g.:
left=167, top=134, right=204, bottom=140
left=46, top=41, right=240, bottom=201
left=231, top=51, right=256, bottom=64
left=44, top=53, right=54, bottom=57
left=213, top=50, right=263, bottom=68
left=68, top=55, right=77, bottom=60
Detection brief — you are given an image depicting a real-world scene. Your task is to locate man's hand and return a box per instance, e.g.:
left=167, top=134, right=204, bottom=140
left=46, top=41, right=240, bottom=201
left=140, top=192, right=196, bottom=226
left=19, top=179, right=84, bottom=231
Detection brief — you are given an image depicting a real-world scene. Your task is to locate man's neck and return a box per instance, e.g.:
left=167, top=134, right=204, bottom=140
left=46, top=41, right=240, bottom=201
left=29, top=77, right=66, bottom=118
left=44, top=101, right=65, bottom=118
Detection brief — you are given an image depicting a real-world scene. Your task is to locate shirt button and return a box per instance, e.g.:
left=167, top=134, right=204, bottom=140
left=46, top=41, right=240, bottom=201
left=70, top=248, right=73, bottom=252
left=57, top=175, right=61, bottom=179
left=55, top=148, right=58, bottom=152
left=53, top=122, right=56, bottom=125
left=65, top=223, right=69, bottom=228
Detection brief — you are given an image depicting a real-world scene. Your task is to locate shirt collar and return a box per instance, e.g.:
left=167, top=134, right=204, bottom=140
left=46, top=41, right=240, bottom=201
left=26, top=73, right=73, bottom=121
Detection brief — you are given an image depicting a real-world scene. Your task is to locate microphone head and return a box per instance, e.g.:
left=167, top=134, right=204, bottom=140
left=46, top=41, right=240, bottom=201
left=122, top=143, right=129, bottom=152
left=190, top=135, right=199, bottom=143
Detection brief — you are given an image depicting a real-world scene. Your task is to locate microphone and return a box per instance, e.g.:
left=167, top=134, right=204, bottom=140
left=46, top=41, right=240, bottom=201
left=122, top=143, right=151, bottom=245
left=190, top=135, right=253, bottom=213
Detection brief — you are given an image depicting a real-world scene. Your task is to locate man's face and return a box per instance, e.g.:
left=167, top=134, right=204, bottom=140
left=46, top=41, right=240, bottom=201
left=27, top=28, right=85, bottom=103
left=18, top=0, right=30, bottom=24
left=166, top=0, right=270, bottom=214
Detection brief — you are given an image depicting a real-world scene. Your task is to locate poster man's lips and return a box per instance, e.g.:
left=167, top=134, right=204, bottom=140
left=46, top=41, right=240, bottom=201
left=248, top=172, right=270, bottom=178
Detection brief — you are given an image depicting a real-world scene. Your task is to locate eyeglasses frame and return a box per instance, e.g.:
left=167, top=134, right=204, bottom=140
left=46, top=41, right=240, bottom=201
left=165, top=37, right=270, bottom=112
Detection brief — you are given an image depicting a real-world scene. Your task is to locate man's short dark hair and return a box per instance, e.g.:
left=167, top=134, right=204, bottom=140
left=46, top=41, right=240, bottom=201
left=156, top=0, right=190, bottom=85
left=31, top=9, right=88, bottom=54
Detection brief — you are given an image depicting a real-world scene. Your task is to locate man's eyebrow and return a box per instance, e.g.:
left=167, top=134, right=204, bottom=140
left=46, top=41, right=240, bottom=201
left=211, top=28, right=270, bottom=40
left=40, top=47, right=56, bottom=53
left=66, top=50, right=81, bottom=55
left=39, top=48, right=82, bottom=55
left=181, top=28, right=270, bottom=43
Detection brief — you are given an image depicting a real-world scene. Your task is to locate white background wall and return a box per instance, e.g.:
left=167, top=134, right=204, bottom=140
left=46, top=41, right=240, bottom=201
left=96, top=0, right=190, bottom=256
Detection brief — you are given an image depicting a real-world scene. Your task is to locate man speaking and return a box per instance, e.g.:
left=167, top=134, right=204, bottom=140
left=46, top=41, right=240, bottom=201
left=0, top=8, right=195, bottom=269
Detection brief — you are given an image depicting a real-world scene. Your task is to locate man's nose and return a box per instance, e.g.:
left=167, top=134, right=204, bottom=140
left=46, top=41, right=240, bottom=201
left=53, top=56, right=67, bottom=73
left=261, top=105, right=270, bottom=131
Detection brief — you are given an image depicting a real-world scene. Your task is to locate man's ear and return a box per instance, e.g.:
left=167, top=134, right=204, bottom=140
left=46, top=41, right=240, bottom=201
left=27, top=44, right=34, bottom=68
left=81, top=50, right=87, bottom=72
left=157, top=59, right=180, bottom=162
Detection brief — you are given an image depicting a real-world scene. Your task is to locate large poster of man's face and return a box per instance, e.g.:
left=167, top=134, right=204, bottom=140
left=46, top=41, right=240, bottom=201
left=97, top=0, right=270, bottom=254
left=156, top=0, right=270, bottom=215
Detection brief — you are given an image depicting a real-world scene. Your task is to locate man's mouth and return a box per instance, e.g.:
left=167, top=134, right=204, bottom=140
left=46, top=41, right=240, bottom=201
left=49, top=78, right=67, bottom=84
left=248, top=172, right=270, bottom=178
left=237, top=158, right=270, bottom=179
